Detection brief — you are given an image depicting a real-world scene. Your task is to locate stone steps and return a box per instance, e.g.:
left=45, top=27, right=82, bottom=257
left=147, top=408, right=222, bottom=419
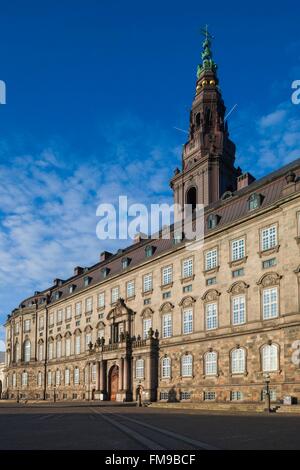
left=149, top=402, right=266, bottom=413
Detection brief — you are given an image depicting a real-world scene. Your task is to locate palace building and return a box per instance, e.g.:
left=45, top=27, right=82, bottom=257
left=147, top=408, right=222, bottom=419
left=3, top=34, right=300, bottom=405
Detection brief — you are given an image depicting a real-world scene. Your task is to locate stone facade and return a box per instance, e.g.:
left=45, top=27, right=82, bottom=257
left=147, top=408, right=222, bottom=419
left=3, top=36, right=300, bottom=405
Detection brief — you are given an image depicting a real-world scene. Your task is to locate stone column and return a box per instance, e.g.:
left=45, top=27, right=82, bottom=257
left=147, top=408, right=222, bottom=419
left=119, top=357, right=124, bottom=391
left=123, top=356, right=129, bottom=391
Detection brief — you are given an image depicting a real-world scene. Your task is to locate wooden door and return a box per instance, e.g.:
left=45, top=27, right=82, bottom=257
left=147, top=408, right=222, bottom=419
left=109, top=365, right=119, bottom=401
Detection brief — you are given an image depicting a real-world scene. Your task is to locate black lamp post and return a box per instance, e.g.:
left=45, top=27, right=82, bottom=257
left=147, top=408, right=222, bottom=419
left=264, top=373, right=271, bottom=413
left=53, top=385, right=56, bottom=403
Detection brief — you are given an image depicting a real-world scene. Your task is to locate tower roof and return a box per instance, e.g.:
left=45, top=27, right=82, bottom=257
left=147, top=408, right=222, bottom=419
left=197, top=25, right=218, bottom=80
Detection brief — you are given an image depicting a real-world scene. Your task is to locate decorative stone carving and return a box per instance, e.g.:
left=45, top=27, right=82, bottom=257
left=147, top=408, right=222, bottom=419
left=227, top=281, right=249, bottom=295
left=257, top=272, right=282, bottom=287
left=159, top=301, right=174, bottom=313
left=107, top=298, right=134, bottom=320
left=201, top=289, right=221, bottom=302
left=179, top=296, right=196, bottom=307
left=140, top=307, right=154, bottom=318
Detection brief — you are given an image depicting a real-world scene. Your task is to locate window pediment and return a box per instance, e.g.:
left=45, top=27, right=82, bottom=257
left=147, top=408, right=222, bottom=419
left=141, top=307, right=154, bottom=318
left=179, top=295, right=196, bottom=307
left=227, top=281, right=249, bottom=295
left=107, top=298, right=133, bottom=320
left=159, top=301, right=174, bottom=313
left=257, top=272, right=282, bottom=287
left=201, top=289, right=221, bottom=302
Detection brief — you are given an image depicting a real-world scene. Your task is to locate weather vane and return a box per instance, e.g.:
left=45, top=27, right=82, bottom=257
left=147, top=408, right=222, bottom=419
left=201, top=24, right=214, bottom=41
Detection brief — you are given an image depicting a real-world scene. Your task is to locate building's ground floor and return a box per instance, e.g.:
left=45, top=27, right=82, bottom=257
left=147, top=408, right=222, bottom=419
left=4, top=323, right=300, bottom=404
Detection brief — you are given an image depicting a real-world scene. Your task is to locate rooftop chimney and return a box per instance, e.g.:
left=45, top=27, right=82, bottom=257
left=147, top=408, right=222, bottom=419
left=100, top=251, right=113, bottom=262
left=237, top=172, right=256, bottom=191
left=53, top=279, right=64, bottom=287
left=134, top=232, right=148, bottom=244
left=74, top=266, right=84, bottom=276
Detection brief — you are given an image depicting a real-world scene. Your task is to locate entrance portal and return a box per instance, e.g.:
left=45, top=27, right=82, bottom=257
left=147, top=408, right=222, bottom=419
left=109, top=365, right=119, bottom=401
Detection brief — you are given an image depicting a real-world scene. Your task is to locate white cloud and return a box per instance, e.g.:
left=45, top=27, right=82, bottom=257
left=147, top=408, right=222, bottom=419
left=259, top=109, right=287, bottom=129
left=0, top=116, right=178, bottom=337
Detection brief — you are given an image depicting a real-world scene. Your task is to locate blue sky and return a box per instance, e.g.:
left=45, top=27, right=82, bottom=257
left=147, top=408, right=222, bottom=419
left=0, top=0, right=300, bottom=349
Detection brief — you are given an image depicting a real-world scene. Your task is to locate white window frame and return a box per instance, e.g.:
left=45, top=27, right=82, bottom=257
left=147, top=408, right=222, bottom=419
left=74, top=367, right=80, bottom=385
left=85, top=297, right=93, bottom=313
left=24, top=339, right=31, bottom=362
left=261, top=225, right=277, bottom=251
left=231, top=238, right=245, bottom=261
left=98, top=292, right=105, bottom=308
left=126, top=280, right=135, bottom=298
left=181, top=354, right=193, bottom=377
left=143, top=318, right=152, bottom=339
left=162, top=266, right=173, bottom=286
left=135, top=359, right=144, bottom=379
left=205, top=351, right=217, bottom=376
left=66, top=306, right=72, bottom=321
left=143, top=274, right=153, bottom=293
left=75, top=335, right=81, bottom=355
left=162, top=313, right=172, bottom=338
left=183, top=308, right=193, bottom=335
left=232, top=295, right=246, bottom=325
left=111, top=286, right=120, bottom=304
left=182, top=258, right=193, bottom=278
left=205, top=249, right=218, bottom=271
left=75, top=302, right=82, bottom=316
left=56, top=339, right=62, bottom=358
left=263, top=287, right=279, bottom=320
left=161, top=357, right=171, bottom=378
left=205, top=303, right=218, bottom=330
left=262, top=344, right=278, bottom=372
left=231, top=348, right=246, bottom=374
left=65, top=337, right=71, bottom=357
left=65, top=368, right=70, bottom=386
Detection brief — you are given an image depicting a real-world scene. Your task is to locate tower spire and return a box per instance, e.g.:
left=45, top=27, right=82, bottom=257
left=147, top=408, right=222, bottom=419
left=197, top=25, right=217, bottom=79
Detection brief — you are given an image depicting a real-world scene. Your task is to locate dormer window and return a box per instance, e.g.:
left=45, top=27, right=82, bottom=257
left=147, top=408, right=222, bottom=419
left=173, top=232, right=184, bottom=245
left=207, top=214, right=220, bottom=230
left=145, top=245, right=155, bottom=258
left=54, top=291, right=61, bottom=301
left=248, top=193, right=262, bottom=211
left=101, top=267, right=110, bottom=278
left=122, top=257, right=131, bottom=269
left=69, top=284, right=76, bottom=294
left=84, top=276, right=92, bottom=287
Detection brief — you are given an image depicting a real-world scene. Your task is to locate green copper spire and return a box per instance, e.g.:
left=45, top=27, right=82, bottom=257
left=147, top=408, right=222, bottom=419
left=197, top=25, right=217, bottom=79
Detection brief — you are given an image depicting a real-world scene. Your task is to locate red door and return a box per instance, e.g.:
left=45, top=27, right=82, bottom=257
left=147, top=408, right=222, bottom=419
left=109, top=365, right=119, bottom=401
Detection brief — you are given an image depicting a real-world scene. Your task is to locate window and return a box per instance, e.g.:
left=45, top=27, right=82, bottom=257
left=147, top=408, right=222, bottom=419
left=207, top=214, right=219, bottom=229
left=262, top=389, right=277, bottom=402
left=145, top=245, right=154, bottom=258
left=56, top=370, right=61, bottom=386
left=183, top=308, right=193, bottom=334
left=173, top=232, right=183, bottom=245
left=231, top=348, right=246, bottom=374
left=49, top=313, right=54, bottom=326
left=181, top=354, right=193, bottom=377
left=262, top=258, right=277, bottom=269
left=24, top=319, right=31, bottom=332
left=262, top=344, right=278, bottom=372
left=162, top=266, right=173, bottom=286
left=143, top=318, right=152, bottom=339
left=205, top=248, right=218, bottom=271
left=65, top=368, right=70, bottom=386
left=22, top=372, right=28, bottom=387
left=56, top=339, right=62, bottom=358
left=263, top=287, right=278, bottom=319
left=57, top=309, right=63, bottom=323
left=248, top=193, right=261, bottom=211
left=69, top=284, right=75, bottom=294
left=101, top=267, right=110, bottom=278
left=232, top=268, right=244, bottom=278
left=205, top=352, right=217, bottom=376
left=39, top=316, right=44, bottom=330
left=111, top=287, right=120, bottom=304
left=162, top=313, right=172, bottom=338
left=85, top=332, right=92, bottom=350
left=160, top=391, right=169, bottom=400
left=15, top=323, right=20, bottom=334
left=65, top=337, right=71, bottom=356
left=85, top=297, right=93, bottom=313
left=97, top=328, right=105, bottom=339
left=162, top=357, right=171, bottom=378
left=75, top=302, right=82, bottom=317
left=136, top=359, right=144, bottom=379
left=231, top=238, right=245, bottom=261
left=12, top=373, right=17, bottom=388
left=206, top=277, right=217, bottom=286
left=84, top=276, right=91, bottom=287
left=182, top=258, right=193, bottom=278
left=37, top=371, right=42, bottom=387
left=75, top=335, right=81, bottom=355
left=183, top=284, right=192, bottom=293
left=231, top=391, right=243, bottom=401
left=205, top=303, right=218, bottom=330
left=92, top=364, right=97, bottom=383
left=48, top=370, right=52, bottom=386
left=163, top=291, right=171, bottom=299
left=204, top=391, right=216, bottom=401
left=232, top=295, right=246, bottom=325
left=48, top=342, right=53, bottom=360
left=74, top=367, right=80, bottom=385
left=122, top=257, right=131, bottom=269
left=144, top=298, right=151, bottom=305
left=54, top=291, right=61, bottom=301
left=98, top=292, right=105, bottom=308
left=143, top=274, right=153, bottom=293
left=126, top=280, right=135, bottom=299
left=24, top=339, right=31, bottom=362
left=261, top=225, right=277, bottom=251
left=66, top=306, right=72, bottom=321
left=180, top=391, right=191, bottom=400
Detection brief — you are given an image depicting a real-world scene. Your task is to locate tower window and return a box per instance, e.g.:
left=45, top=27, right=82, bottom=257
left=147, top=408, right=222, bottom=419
left=195, top=113, right=201, bottom=127
left=186, top=187, right=197, bottom=213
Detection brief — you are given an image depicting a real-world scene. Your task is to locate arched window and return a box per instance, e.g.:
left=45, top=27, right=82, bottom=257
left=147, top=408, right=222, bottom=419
left=38, top=342, right=43, bottom=362
left=231, top=348, right=246, bottom=374
left=74, top=367, right=80, bottom=385
left=12, top=372, right=16, bottom=388
left=37, top=371, right=42, bottom=387
left=65, top=336, right=71, bottom=357
left=48, top=340, right=53, bottom=360
left=85, top=332, right=92, bottom=350
left=75, top=335, right=81, bottom=355
left=55, top=369, right=61, bottom=386
left=21, top=371, right=28, bottom=387
left=186, top=187, right=197, bottom=213
left=161, top=357, right=171, bottom=378
left=48, top=370, right=52, bottom=386
left=262, top=344, right=278, bottom=372
left=14, top=341, right=19, bottom=362
left=65, top=368, right=70, bottom=386
left=195, top=112, right=201, bottom=127
left=24, top=339, right=31, bottom=363
left=56, top=338, right=62, bottom=358
left=181, top=354, right=193, bottom=377
left=136, top=359, right=144, bottom=379
left=204, top=351, right=217, bottom=376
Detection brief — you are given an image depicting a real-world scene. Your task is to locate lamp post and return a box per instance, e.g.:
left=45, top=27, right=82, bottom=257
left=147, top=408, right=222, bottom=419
left=264, top=373, right=271, bottom=413
left=17, top=389, right=20, bottom=404
left=53, top=385, right=56, bottom=403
